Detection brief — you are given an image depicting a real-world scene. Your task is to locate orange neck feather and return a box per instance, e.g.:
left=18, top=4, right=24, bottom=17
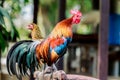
left=50, top=17, right=73, bottom=38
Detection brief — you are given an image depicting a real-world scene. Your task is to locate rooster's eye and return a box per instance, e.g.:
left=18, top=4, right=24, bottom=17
left=76, top=15, right=79, bottom=18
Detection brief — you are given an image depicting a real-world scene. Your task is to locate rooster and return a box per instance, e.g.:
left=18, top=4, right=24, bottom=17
left=6, top=10, right=82, bottom=80
left=27, top=23, right=43, bottom=41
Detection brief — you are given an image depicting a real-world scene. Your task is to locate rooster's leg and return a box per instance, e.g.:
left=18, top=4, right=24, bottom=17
left=42, top=63, right=46, bottom=79
left=52, top=64, right=57, bottom=71
left=44, top=64, right=57, bottom=74
left=50, top=65, right=54, bottom=80
left=43, top=64, right=57, bottom=80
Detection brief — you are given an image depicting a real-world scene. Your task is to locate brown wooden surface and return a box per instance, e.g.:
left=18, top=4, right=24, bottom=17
left=72, top=33, right=98, bottom=44
left=109, top=51, right=120, bottom=61
left=98, top=0, right=109, bottom=80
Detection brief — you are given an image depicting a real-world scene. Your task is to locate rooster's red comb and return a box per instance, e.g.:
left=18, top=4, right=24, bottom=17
left=70, top=10, right=82, bottom=16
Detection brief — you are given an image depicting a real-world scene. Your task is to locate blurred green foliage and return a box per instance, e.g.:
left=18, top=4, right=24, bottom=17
left=0, top=0, right=31, bottom=52
left=5, top=0, right=30, bottom=18
left=77, top=24, right=93, bottom=35
left=40, top=0, right=92, bottom=27
left=0, top=6, right=19, bottom=51
left=40, top=0, right=58, bottom=26
left=67, top=0, right=92, bottom=13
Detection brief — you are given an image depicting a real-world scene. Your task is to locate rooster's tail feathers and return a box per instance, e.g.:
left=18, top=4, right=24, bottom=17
left=6, top=40, right=40, bottom=78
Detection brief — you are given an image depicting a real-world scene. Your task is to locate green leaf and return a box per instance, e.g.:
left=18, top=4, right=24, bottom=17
left=24, top=0, right=29, bottom=4
left=0, top=6, right=11, bottom=21
left=0, top=31, right=8, bottom=51
left=10, top=24, right=20, bottom=40
left=0, top=6, right=19, bottom=52
left=0, top=6, right=19, bottom=40
left=0, top=11, right=6, bottom=27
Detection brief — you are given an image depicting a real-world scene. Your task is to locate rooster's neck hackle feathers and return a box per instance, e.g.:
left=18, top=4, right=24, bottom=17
left=30, top=23, right=43, bottom=40
left=50, top=17, right=73, bottom=38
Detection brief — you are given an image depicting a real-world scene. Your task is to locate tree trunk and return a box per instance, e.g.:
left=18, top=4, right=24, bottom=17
left=33, top=0, right=39, bottom=24
left=58, top=0, right=66, bottom=22
left=92, top=0, right=99, bottom=10
left=0, top=0, right=4, bottom=7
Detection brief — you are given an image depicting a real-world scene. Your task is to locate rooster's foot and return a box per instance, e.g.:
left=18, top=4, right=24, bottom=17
left=44, top=64, right=57, bottom=74
left=34, top=70, right=67, bottom=80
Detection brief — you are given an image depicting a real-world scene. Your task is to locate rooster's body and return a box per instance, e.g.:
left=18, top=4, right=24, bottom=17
left=6, top=10, right=82, bottom=79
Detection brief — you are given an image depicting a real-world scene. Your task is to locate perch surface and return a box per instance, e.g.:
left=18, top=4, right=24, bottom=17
left=34, top=70, right=99, bottom=80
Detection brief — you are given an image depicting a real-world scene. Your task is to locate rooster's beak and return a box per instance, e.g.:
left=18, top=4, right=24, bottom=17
left=27, top=24, right=33, bottom=30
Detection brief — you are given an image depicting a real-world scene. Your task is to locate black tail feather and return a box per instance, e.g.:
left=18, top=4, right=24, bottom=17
left=6, top=40, right=41, bottom=79
left=7, top=40, right=33, bottom=75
